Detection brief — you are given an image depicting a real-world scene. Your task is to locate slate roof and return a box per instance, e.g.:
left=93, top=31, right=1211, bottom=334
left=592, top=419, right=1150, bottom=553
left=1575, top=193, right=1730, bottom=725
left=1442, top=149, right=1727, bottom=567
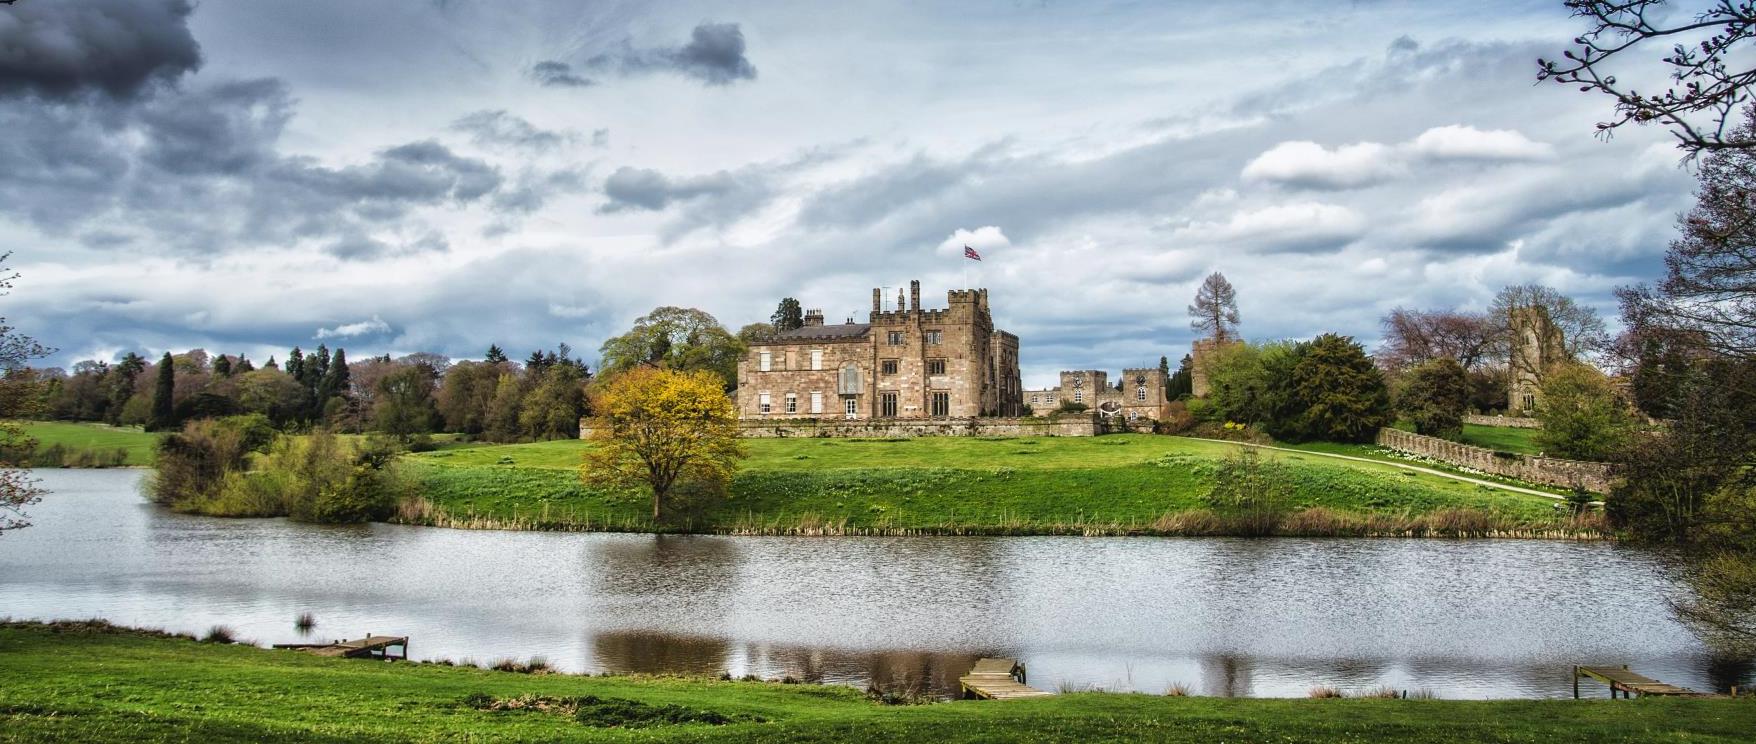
left=771, top=322, right=871, bottom=341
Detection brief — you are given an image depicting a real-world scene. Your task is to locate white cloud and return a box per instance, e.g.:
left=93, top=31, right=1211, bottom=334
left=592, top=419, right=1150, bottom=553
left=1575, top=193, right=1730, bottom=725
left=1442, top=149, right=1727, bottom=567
left=1408, top=125, right=1554, bottom=162
left=315, top=315, right=392, bottom=339
left=937, top=225, right=1011, bottom=258
left=1172, top=202, right=1367, bottom=252
left=1242, top=141, right=1402, bottom=189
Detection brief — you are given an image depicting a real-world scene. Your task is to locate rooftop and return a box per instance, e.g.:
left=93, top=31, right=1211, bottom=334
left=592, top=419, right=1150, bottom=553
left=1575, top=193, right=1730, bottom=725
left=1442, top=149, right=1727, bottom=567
left=771, top=322, right=871, bottom=341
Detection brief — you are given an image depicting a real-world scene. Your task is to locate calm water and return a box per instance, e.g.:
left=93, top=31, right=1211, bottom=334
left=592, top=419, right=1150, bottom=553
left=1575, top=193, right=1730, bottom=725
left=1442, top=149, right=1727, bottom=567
left=1, top=469, right=1747, bottom=698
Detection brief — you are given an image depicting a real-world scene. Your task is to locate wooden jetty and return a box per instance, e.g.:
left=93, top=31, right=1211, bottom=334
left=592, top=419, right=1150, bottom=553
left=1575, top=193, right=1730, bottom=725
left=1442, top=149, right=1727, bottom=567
left=959, top=658, right=1052, bottom=700
left=1573, top=665, right=1710, bottom=698
left=274, top=635, right=408, bottom=661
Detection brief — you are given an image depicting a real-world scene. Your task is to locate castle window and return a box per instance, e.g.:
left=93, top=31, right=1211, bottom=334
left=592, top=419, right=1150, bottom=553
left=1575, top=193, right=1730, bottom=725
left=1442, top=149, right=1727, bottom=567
left=880, top=392, right=898, bottom=417
left=1031, top=394, right=1040, bottom=404
left=810, top=392, right=823, bottom=414
left=887, top=331, right=904, bottom=345
left=925, top=330, right=942, bottom=345
left=930, top=392, right=950, bottom=417
left=1136, top=385, right=1146, bottom=401
left=758, top=351, right=771, bottom=372
left=810, top=349, right=823, bottom=371
left=1522, top=393, right=1536, bottom=411
left=785, top=393, right=798, bottom=414
left=758, top=393, right=771, bottom=414
left=927, top=359, right=946, bottom=376
left=881, top=359, right=899, bottom=375
left=845, top=398, right=858, bottom=416
left=838, top=363, right=862, bottom=395
left=1074, top=391, right=1083, bottom=403
left=1047, top=394, right=1057, bottom=403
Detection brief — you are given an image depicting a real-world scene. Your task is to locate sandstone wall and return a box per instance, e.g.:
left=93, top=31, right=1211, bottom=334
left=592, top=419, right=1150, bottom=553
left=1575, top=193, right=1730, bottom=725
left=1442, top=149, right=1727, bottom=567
left=1375, top=427, right=1612, bottom=493
left=735, top=415, right=1102, bottom=438
left=1463, top=414, right=1542, bottom=429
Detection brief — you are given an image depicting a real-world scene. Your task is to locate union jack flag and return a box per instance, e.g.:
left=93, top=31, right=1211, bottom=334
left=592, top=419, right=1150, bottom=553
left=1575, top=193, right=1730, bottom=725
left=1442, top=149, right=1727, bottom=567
left=963, top=245, right=982, bottom=261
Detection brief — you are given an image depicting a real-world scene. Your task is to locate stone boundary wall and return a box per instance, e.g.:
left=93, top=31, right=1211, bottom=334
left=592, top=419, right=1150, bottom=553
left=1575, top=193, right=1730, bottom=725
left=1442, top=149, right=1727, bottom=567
left=1375, top=428, right=1612, bottom=493
left=1463, top=414, right=1542, bottom=429
left=737, top=416, right=1103, bottom=438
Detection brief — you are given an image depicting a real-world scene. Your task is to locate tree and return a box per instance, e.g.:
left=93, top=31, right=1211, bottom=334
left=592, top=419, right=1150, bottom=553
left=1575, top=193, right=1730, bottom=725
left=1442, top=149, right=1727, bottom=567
left=581, top=367, right=744, bottom=522
left=1534, top=363, right=1639, bottom=460
left=519, top=364, right=589, bottom=440
left=150, top=352, right=175, bottom=431
left=213, top=354, right=232, bottom=378
left=1619, top=112, right=1756, bottom=356
left=1169, top=354, right=1194, bottom=399
left=437, top=360, right=504, bottom=435
left=1188, top=271, right=1240, bottom=341
left=372, top=366, right=439, bottom=440
left=1377, top=307, right=1497, bottom=374
left=484, top=344, right=508, bottom=364
left=1608, top=356, right=1756, bottom=542
left=736, top=322, right=776, bottom=345
left=1539, top=0, right=1756, bottom=156
left=771, top=297, right=804, bottom=332
left=598, top=306, right=745, bottom=390
left=1272, top=334, right=1392, bottom=443
left=1396, top=357, right=1470, bottom=438
left=484, top=373, right=525, bottom=442
left=1492, top=284, right=1609, bottom=361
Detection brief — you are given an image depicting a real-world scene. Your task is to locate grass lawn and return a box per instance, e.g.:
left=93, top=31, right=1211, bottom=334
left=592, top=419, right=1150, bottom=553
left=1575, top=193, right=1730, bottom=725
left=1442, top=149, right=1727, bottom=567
left=0, top=621, right=1750, bottom=743
left=1458, top=423, right=1545, bottom=455
left=14, top=420, right=160, bottom=466
left=401, top=435, right=1587, bottom=536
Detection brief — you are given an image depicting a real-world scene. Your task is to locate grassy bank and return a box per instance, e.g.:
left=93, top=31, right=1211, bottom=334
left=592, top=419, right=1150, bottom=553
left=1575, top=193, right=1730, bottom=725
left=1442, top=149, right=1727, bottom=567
left=1, top=621, right=1750, bottom=743
left=1458, top=423, right=1544, bottom=455
left=11, top=420, right=158, bottom=467
left=399, top=435, right=1600, bottom=537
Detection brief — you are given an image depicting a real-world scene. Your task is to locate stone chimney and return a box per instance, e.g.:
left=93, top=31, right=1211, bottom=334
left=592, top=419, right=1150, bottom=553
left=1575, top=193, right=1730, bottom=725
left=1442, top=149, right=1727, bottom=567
left=803, top=309, right=825, bottom=327
left=909, top=280, right=921, bottom=312
left=872, top=288, right=881, bottom=313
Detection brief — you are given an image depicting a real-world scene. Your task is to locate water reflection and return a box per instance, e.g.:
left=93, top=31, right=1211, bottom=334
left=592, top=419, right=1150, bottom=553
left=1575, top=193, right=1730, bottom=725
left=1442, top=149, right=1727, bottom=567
left=0, top=469, right=1748, bottom=699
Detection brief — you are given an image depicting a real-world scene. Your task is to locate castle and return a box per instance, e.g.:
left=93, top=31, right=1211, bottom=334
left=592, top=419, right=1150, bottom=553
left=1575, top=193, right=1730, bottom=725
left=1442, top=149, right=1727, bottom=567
left=736, top=281, right=1025, bottom=421
left=1021, top=369, right=1171, bottom=424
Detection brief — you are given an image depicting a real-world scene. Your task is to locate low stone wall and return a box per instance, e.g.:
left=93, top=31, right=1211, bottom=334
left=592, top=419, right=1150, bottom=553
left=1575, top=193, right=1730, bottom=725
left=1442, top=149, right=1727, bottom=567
left=1375, top=428, right=1612, bottom=493
left=736, top=415, right=1103, bottom=438
left=1463, top=414, right=1542, bottom=429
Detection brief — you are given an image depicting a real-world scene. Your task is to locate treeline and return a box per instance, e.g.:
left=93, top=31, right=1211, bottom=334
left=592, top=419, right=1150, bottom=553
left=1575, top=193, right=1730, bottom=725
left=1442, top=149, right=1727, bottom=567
left=27, top=342, right=591, bottom=443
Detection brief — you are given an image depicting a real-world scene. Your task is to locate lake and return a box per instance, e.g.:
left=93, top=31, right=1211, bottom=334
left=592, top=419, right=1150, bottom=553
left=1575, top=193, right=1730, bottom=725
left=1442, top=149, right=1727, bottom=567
left=1, top=469, right=1746, bottom=698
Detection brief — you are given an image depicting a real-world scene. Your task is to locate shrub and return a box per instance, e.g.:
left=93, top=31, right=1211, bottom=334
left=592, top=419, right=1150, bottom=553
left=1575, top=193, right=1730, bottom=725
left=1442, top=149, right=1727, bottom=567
left=1202, top=448, right=1293, bottom=535
left=1395, top=358, right=1468, bottom=439
left=1534, top=364, right=1638, bottom=460
left=148, top=420, right=250, bottom=510
left=201, top=625, right=236, bottom=644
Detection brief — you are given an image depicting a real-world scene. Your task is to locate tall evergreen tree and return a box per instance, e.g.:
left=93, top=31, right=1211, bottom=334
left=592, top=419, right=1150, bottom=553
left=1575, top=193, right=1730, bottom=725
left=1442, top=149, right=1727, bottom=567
left=771, top=297, right=804, bottom=331
left=285, top=347, right=305, bottom=382
left=233, top=355, right=255, bottom=374
left=106, top=353, right=146, bottom=424
left=319, top=349, right=350, bottom=407
left=150, top=352, right=175, bottom=431
left=213, top=355, right=233, bottom=377
left=264, top=356, right=278, bottom=370
left=485, top=344, right=508, bottom=364
left=1188, top=271, right=1241, bottom=342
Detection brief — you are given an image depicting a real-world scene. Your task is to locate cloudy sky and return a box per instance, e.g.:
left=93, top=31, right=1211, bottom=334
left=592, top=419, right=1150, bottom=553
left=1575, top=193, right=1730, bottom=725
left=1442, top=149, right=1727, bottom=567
left=1, top=0, right=1701, bottom=386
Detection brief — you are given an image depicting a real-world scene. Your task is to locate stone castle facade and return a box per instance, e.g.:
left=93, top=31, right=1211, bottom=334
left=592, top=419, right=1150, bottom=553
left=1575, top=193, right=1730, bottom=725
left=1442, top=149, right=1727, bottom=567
left=1508, top=306, right=1565, bottom=414
left=1021, top=368, right=1171, bottom=424
left=736, top=281, right=1024, bottom=421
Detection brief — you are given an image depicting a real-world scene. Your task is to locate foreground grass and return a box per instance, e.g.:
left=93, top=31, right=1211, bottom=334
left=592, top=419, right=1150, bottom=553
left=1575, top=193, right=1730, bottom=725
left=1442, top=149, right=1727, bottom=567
left=399, top=435, right=1595, bottom=537
left=12, top=420, right=159, bottom=466
left=1, top=621, right=1750, bottom=743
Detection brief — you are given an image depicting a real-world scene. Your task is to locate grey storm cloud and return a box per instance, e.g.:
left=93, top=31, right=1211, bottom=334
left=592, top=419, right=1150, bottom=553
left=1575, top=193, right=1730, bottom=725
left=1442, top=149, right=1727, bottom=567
left=0, top=0, right=202, bottom=100
left=529, top=60, right=593, bottom=88
left=586, top=22, right=757, bottom=86
left=601, top=166, right=740, bottom=212
left=451, top=109, right=573, bottom=151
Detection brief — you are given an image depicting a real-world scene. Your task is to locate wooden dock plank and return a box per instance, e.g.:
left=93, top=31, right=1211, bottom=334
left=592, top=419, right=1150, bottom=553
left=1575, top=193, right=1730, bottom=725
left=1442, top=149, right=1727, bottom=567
left=274, top=635, right=408, bottom=660
left=1575, top=665, right=1712, bottom=698
left=959, top=658, right=1052, bottom=700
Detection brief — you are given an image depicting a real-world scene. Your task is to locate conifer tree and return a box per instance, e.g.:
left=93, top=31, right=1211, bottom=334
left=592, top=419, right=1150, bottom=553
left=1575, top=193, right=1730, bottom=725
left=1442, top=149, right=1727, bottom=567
left=771, top=297, right=804, bottom=331
left=1188, top=272, right=1241, bottom=342
left=150, top=352, right=175, bottom=431
left=320, top=349, right=350, bottom=407
left=485, top=344, right=507, bottom=364
left=233, top=355, right=255, bottom=374
left=213, top=355, right=232, bottom=377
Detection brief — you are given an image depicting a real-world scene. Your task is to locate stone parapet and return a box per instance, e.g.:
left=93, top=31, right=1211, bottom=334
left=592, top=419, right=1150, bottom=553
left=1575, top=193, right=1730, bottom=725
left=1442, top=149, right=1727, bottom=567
left=1375, top=427, right=1612, bottom=493
left=1463, top=414, right=1542, bottom=429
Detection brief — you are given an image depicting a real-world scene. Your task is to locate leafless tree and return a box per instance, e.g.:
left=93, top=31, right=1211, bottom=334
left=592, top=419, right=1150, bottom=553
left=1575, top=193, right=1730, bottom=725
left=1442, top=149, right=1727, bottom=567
left=1188, top=272, right=1240, bottom=342
left=1539, top=0, right=1756, bottom=156
left=1619, top=113, right=1756, bottom=356
left=1490, top=284, right=1611, bottom=360
left=0, top=252, right=48, bottom=535
left=1376, top=308, right=1498, bottom=373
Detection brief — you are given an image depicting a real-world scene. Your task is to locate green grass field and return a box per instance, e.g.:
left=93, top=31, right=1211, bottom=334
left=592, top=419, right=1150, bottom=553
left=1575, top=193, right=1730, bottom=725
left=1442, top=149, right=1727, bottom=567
left=1458, top=423, right=1544, bottom=455
left=401, top=435, right=1589, bottom=536
left=13, top=420, right=160, bottom=466
left=0, top=621, right=1749, bottom=743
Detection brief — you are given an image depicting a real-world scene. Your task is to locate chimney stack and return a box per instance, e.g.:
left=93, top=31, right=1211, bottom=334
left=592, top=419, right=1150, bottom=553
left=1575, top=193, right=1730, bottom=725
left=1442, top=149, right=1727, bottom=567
left=872, top=288, right=881, bottom=313
left=909, top=280, right=921, bottom=312
left=803, top=309, right=825, bottom=327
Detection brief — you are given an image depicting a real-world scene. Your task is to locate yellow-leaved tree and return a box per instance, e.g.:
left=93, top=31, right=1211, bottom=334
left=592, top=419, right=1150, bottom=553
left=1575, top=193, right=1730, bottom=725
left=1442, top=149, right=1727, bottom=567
left=581, top=367, right=744, bottom=522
